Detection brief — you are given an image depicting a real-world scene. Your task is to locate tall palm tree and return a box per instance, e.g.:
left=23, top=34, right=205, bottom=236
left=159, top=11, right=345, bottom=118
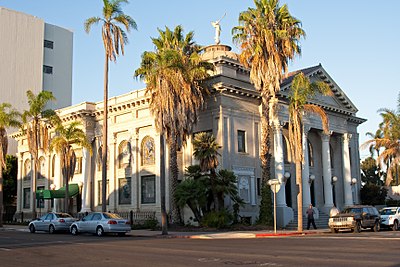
left=50, top=121, right=92, bottom=213
left=0, top=103, right=21, bottom=227
left=135, top=25, right=213, bottom=225
left=84, top=0, right=136, bottom=212
left=22, top=90, right=57, bottom=218
left=287, top=72, right=331, bottom=232
left=363, top=96, right=400, bottom=186
left=232, top=0, right=305, bottom=223
left=192, top=132, right=221, bottom=211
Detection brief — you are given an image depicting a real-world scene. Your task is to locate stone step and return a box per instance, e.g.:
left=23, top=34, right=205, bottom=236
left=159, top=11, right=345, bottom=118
left=285, top=210, right=329, bottom=230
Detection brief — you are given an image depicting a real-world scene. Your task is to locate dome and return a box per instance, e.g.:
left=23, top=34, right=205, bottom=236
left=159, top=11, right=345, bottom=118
left=201, top=44, right=239, bottom=61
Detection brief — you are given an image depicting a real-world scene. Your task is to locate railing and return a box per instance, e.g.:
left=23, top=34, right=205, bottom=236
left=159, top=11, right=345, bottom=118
left=115, top=210, right=156, bottom=225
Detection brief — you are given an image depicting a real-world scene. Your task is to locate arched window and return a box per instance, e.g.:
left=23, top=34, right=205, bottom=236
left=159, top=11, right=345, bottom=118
left=118, top=140, right=132, bottom=169
left=23, top=159, right=31, bottom=180
left=51, top=155, right=56, bottom=178
left=283, top=136, right=289, bottom=163
left=39, top=156, right=46, bottom=179
left=308, top=140, right=314, bottom=167
left=141, top=136, right=155, bottom=166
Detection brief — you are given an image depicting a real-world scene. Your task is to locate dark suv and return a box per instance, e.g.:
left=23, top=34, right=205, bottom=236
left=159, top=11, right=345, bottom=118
left=328, top=205, right=381, bottom=233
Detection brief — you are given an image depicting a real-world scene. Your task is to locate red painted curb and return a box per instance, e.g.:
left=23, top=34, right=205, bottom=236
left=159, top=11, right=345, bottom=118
left=255, top=231, right=320, bottom=237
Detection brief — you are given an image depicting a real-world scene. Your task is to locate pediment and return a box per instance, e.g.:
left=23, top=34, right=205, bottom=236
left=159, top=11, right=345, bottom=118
left=279, top=64, right=358, bottom=115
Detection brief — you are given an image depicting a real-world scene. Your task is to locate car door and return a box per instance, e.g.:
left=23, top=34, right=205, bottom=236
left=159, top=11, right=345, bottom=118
left=80, top=213, right=94, bottom=232
left=35, top=214, right=48, bottom=231
left=43, top=213, right=54, bottom=231
left=88, top=213, right=102, bottom=233
left=362, top=207, right=372, bottom=227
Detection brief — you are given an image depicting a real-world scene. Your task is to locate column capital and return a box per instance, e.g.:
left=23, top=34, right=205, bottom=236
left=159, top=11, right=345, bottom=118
left=341, top=133, right=352, bottom=143
left=272, top=120, right=286, bottom=132
left=319, top=131, right=333, bottom=142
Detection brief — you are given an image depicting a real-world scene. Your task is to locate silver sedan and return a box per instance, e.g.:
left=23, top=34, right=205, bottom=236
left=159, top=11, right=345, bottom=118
left=28, top=212, right=76, bottom=234
left=70, top=212, right=131, bottom=236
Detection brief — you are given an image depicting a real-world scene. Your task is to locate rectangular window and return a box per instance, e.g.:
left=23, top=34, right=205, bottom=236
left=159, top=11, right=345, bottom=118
left=238, top=130, right=246, bottom=153
left=75, top=157, right=82, bottom=174
left=23, top=188, right=30, bottom=209
left=37, top=186, right=45, bottom=208
left=44, top=40, right=54, bottom=49
left=141, top=175, right=156, bottom=204
left=98, top=180, right=109, bottom=205
left=43, top=65, right=53, bottom=74
left=119, top=177, right=132, bottom=205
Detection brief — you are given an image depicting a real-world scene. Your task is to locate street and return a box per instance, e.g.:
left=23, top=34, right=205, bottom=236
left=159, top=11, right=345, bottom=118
left=1, top=230, right=400, bottom=266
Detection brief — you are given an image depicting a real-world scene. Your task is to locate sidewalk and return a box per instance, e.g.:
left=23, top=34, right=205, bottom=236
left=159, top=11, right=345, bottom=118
left=0, top=224, right=329, bottom=239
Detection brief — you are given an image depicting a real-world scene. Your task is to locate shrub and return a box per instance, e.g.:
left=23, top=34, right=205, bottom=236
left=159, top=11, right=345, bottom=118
left=201, top=209, right=233, bottom=229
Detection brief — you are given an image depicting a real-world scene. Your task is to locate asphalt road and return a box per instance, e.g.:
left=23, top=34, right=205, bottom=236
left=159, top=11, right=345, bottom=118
left=1, top=230, right=400, bottom=267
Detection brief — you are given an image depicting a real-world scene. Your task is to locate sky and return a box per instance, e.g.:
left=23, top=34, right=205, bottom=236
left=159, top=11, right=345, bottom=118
left=1, top=0, right=399, bottom=159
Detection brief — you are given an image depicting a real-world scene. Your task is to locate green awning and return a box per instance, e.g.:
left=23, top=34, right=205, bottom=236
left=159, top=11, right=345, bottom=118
left=36, top=184, right=79, bottom=199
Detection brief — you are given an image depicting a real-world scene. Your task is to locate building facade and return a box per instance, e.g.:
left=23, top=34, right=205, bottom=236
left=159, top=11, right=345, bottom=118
left=0, top=7, right=73, bottom=154
left=13, top=44, right=365, bottom=227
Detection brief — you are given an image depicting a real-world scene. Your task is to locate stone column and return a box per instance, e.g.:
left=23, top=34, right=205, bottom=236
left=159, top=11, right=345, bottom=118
left=272, top=121, right=286, bottom=207
left=342, top=133, right=353, bottom=206
left=320, top=132, right=334, bottom=208
left=80, top=147, right=91, bottom=213
left=301, top=127, right=312, bottom=208
left=30, top=156, right=36, bottom=215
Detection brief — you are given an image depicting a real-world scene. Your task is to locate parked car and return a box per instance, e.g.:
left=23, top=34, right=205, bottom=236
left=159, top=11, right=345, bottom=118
left=28, top=212, right=76, bottom=234
left=70, top=212, right=131, bottom=236
left=328, top=205, right=381, bottom=233
left=380, top=207, right=400, bottom=231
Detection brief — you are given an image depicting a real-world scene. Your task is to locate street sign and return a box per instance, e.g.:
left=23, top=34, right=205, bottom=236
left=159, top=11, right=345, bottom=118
left=270, top=183, right=281, bottom=193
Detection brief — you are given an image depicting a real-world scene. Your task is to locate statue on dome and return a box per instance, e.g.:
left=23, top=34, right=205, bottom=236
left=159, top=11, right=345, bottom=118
left=211, top=13, right=226, bottom=45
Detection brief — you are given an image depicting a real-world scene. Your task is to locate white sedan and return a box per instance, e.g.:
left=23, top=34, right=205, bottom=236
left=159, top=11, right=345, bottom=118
left=70, top=212, right=131, bottom=236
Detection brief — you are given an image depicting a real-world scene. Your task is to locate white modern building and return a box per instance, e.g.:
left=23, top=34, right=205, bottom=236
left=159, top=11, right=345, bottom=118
left=13, top=44, right=365, bottom=228
left=0, top=7, right=73, bottom=154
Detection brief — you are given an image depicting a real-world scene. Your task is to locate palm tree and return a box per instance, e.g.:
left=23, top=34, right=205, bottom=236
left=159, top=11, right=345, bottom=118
left=287, top=72, right=330, bottom=232
left=0, top=103, right=21, bottom=227
left=22, top=90, right=57, bottom=218
left=84, top=0, right=137, bottom=212
left=192, top=132, right=221, bottom=211
left=135, top=25, right=212, bottom=225
left=232, top=0, right=305, bottom=224
left=363, top=96, right=400, bottom=186
left=50, top=121, right=92, bottom=213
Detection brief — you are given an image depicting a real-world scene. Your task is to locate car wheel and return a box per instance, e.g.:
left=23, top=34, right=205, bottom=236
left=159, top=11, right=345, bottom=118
left=49, top=225, right=55, bottom=234
left=354, top=221, right=361, bottom=233
left=330, top=228, right=338, bottom=234
left=71, top=226, right=79, bottom=236
left=29, top=224, right=36, bottom=233
left=96, top=226, right=104, bottom=237
left=392, top=220, right=398, bottom=231
left=373, top=221, right=380, bottom=232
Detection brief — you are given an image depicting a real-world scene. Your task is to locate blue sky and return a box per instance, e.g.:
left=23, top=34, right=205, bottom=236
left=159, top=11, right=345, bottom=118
left=1, top=0, right=399, bottom=158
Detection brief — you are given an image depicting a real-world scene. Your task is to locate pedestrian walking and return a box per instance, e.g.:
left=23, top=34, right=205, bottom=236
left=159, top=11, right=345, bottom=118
left=306, top=204, right=317, bottom=230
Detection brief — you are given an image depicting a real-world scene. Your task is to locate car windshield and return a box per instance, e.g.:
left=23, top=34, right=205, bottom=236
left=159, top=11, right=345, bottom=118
left=380, top=209, right=396, bottom=215
left=103, top=213, right=123, bottom=219
left=343, top=208, right=362, bottom=214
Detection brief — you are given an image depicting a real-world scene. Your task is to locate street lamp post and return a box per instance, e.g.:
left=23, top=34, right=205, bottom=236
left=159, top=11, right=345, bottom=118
left=267, top=178, right=280, bottom=234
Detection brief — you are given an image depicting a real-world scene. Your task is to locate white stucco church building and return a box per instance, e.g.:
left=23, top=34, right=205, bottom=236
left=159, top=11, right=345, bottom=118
left=13, top=43, right=365, bottom=228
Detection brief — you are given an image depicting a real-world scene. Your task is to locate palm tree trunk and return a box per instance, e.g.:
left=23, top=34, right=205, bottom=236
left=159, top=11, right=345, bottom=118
left=210, top=168, right=219, bottom=212
left=168, top=134, right=181, bottom=224
left=102, top=52, right=109, bottom=212
left=32, top=158, right=37, bottom=219
left=296, top=160, right=303, bottom=232
left=160, top=135, right=168, bottom=235
left=0, top=163, right=3, bottom=227
left=258, top=100, right=273, bottom=225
